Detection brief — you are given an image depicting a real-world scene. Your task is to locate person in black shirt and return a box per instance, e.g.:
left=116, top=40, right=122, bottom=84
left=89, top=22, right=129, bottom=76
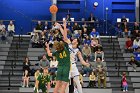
left=35, top=21, right=44, bottom=31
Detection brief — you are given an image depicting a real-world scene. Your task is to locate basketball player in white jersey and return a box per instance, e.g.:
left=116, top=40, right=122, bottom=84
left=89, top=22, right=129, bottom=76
left=57, top=21, right=90, bottom=93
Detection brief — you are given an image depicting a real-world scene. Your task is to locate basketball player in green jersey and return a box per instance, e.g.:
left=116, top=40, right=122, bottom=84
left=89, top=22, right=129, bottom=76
left=45, top=40, right=71, bottom=93
left=34, top=67, right=51, bottom=93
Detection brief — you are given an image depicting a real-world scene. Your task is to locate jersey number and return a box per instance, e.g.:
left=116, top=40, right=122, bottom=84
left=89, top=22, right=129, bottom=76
left=59, top=51, right=67, bottom=59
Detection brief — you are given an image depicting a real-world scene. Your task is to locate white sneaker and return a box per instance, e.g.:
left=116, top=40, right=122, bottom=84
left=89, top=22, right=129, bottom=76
left=22, top=85, right=25, bottom=87
left=123, top=90, right=125, bottom=92
left=83, top=74, right=86, bottom=77
left=134, top=69, right=136, bottom=72
left=26, top=85, right=29, bottom=87
left=126, top=90, right=128, bottom=92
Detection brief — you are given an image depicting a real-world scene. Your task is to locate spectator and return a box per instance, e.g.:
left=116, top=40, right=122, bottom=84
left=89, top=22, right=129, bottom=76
left=83, top=36, right=91, bottom=45
left=133, top=48, right=140, bottom=62
left=40, top=32, right=46, bottom=48
left=50, top=56, right=58, bottom=74
left=97, top=69, right=106, bottom=88
left=133, top=22, right=139, bottom=31
left=1, top=28, right=7, bottom=43
left=73, top=22, right=81, bottom=31
left=88, top=71, right=96, bottom=88
left=67, top=22, right=72, bottom=33
left=132, top=30, right=140, bottom=39
left=35, top=21, right=44, bottom=31
left=91, top=37, right=98, bottom=52
left=22, top=70, right=30, bottom=87
left=82, top=27, right=88, bottom=39
left=0, top=21, right=5, bottom=32
left=95, top=44, right=103, bottom=51
left=82, top=44, right=91, bottom=61
left=128, top=56, right=139, bottom=72
left=44, top=21, right=50, bottom=31
left=94, top=48, right=104, bottom=62
left=82, top=64, right=92, bottom=77
left=88, top=13, right=96, bottom=22
left=121, top=15, right=127, bottom=23
left=23, top=57, right=31, bottom=73
left=31, top=32, right=40, bottom=48
left=8, top=21, right=15, bottom=36
left=40, top=54, right=50, bottom=72
left=66, top=14, right=71, bottom=21
left=121, top=22, right=131, bottom=37
left=94, top=57, right=106, bottom=72
left=125, top=37, right=133, bottom=53
left=121, top=72, right=128, bottom=92
left=115, top=23, right=122, bottom=37
left=90, top=28, right=100, bottom=39
left=132, top=37, right=140, bottom=50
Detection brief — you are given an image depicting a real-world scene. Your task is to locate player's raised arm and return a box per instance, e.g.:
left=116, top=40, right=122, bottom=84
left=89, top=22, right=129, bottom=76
left=45, top=42, right=52, bottom=57
left=77, top=51, right=90, bottom=67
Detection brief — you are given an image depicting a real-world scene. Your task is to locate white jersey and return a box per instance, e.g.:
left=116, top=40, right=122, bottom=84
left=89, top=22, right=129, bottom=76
left=68, top=44, right=79, bottom=63
left=68, top=44, right=80, bottom=77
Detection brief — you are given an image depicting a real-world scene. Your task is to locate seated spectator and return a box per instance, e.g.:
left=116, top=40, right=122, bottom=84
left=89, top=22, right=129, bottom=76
left=91, top=37, right=98, bottom=52
left=50, top=56, right=58, bottom=74
left=67, top=22, right=72, bottom=33
left=95, top=44, right=103, bottom=51
left=133, top=22, right=139, bottom=31
left=115, top=23, right=122, bottom=38
left=82, top=44, right=91, bottom=61
left=121, top=22, right=131, bottom=37
left=132, top=37, right=140, bottom=50
left=94, top=57, right=106, bottom=72
left=8, top=21, right=15, bottom=36
left=90, top=28, right=100, bottom=39
left=35, top=21, right=44, bottom=31
left=94, top=58, right=107, bottom=88
left=94, top=49, right=104, bottom=62
left=23, top=57, right=31, bottom=73
left=0, top=21, right=5, bottom=32
left=82, top=27, right=88, bottom=39
left=82, top=64, right=92, bottom=77
left=22, top=70, right=30, bottom=87
left=44, top=21, right=50, bottom=31
left=72, top=22, right=81, bottom=31
left=1, top=28, right=7, bottom=43
left=97, top=69, right=106, bottom=88
left=121, top=15, right=127, bottom=23
left=40, top=32, right=46, bottom=48
left=132, top=30, right=140, bottom=39
left=88, top=13, right=96, bottom=22
left=83, top=36, right=91, bottom=45
left=34, top=69, right=40, bottom=81
left=125, top=37, right=133, bottom=53
left=66, top=14, right=71, bottom=21
left=133, top=48, right=140, bottom=62
left=40, top=54, right=50, bottom=72
left=128, top=56, right=139, bottom=72
left=88, top=71, right=96, bottom=88
left=31, top=32, right=40, bottom=48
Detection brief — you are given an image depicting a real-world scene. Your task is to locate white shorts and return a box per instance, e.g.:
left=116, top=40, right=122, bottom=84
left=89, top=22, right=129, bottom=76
left=70, top=63, right=79, bottom=78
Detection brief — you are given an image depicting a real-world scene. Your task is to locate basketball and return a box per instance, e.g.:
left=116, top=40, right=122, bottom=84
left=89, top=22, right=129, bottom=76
left=49, top=5, right=58, bottom=14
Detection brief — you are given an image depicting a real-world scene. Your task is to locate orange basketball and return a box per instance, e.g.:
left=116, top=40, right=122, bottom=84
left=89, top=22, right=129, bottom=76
left=49, top=5, right=58, bottom=14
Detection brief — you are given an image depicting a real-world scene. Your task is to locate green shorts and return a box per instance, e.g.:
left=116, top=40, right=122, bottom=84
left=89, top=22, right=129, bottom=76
left=56, top=66, right=70, bottom=82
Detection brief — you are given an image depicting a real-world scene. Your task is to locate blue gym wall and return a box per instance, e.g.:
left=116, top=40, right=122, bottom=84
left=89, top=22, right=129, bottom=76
left=0, top=0, right=51, bottom=34
left=0, top=0, right=136, bottom=34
